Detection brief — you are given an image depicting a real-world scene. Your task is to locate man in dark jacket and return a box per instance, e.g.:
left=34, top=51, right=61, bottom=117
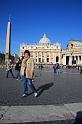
left=15, top=58, right=21, bottom=80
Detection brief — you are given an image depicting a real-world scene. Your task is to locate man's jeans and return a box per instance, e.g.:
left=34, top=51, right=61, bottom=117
left=22, top=76, right=37, bottom=94
left=16, top=70, right=21, bottom=79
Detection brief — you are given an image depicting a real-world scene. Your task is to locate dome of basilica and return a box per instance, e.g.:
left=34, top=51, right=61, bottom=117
left=39, top=34, right=51, bottom=45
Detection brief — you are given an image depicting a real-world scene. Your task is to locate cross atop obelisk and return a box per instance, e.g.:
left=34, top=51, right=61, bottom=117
left=5, top=16, right=11, bottom=64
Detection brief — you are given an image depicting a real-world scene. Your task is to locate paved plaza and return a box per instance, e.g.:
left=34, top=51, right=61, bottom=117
left=0, top=67, right=82, bottom=123
left=0, top=67, right=82, bottom=106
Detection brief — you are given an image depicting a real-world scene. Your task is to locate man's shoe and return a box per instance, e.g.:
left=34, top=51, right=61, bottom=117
left=16, top=78, right=18, bottom=80
left=34, top=92, right=38, bottom=97
left=22, top=94, right=27, bottom=97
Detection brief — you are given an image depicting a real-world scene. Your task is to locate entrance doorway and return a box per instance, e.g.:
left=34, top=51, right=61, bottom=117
left=56, top=56, right=59, bottom=63
left=66, top=56, right=69, bottom=65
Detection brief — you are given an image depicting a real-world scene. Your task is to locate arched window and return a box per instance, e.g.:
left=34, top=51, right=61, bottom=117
left=71, top=44, right=73, bottom=48
left=56, top=56, right=59, bottom=62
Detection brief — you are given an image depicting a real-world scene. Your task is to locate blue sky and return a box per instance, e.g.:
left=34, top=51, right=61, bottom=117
left=0, top=0, right=82, bottom=54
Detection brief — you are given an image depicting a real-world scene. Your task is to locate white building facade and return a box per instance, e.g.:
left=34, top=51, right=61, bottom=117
left=62, top=40, right=82, bottom=66
left=19, top=34, right=82, bottom=66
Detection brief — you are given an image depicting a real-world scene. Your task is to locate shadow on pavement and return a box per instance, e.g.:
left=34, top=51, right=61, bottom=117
left=37, top=82, right=54, bottom=97
left=74, top=111, right=82, bottom=124
left=27, top=82, right=54, bottom=97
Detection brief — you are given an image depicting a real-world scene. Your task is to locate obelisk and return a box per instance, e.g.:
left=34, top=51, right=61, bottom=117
left=5, top=17, right=11, bottom=64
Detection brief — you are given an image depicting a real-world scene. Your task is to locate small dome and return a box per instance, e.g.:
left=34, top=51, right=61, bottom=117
left=39, top=34, right=51, bottom=45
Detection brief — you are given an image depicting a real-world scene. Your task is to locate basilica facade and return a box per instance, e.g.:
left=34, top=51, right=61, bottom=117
left=19, top=34, right=82, bottom=66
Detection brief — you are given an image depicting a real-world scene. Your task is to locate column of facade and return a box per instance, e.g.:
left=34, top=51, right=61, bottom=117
left=81, top=56, right=82, bottom=65
left=74, top=56, right=76, bottom=61
left=51, top=52, right=54, bottom=64
left=41, top=52, right=42, bottom=63
left=44, top=52, right=47, bottom=63
left=34, top=52, right=36, bottom=63
left=74, top=56, right=76, bottom=65
left=77, top=56, right=78, bottom=65
left=59, top=52, right=61, bottom=64
left=49, top=52, right=51, bottom=64
left=63, top=55, right=66, bottom=65
left=69, top=56, right=72, bottom=65
left=53, top=53, right=55, bottom=64
left=78, top=56, right=81, bottom=65
left=80, top=55, right=82, bottom=65
left=61, top=54, right=63, bottom=65
left=77, top=56, right=80, bottom=65
left=76, top=56, right=78, bottom=65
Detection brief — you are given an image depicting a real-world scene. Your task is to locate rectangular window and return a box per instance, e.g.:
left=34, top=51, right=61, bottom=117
left=72, top=56, right=74, bottom=60
left=79, top=56, right=81, bottom=61
left=47, top=58, right=49, bottom=62
left=39, top=58, right=41, bottom=63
